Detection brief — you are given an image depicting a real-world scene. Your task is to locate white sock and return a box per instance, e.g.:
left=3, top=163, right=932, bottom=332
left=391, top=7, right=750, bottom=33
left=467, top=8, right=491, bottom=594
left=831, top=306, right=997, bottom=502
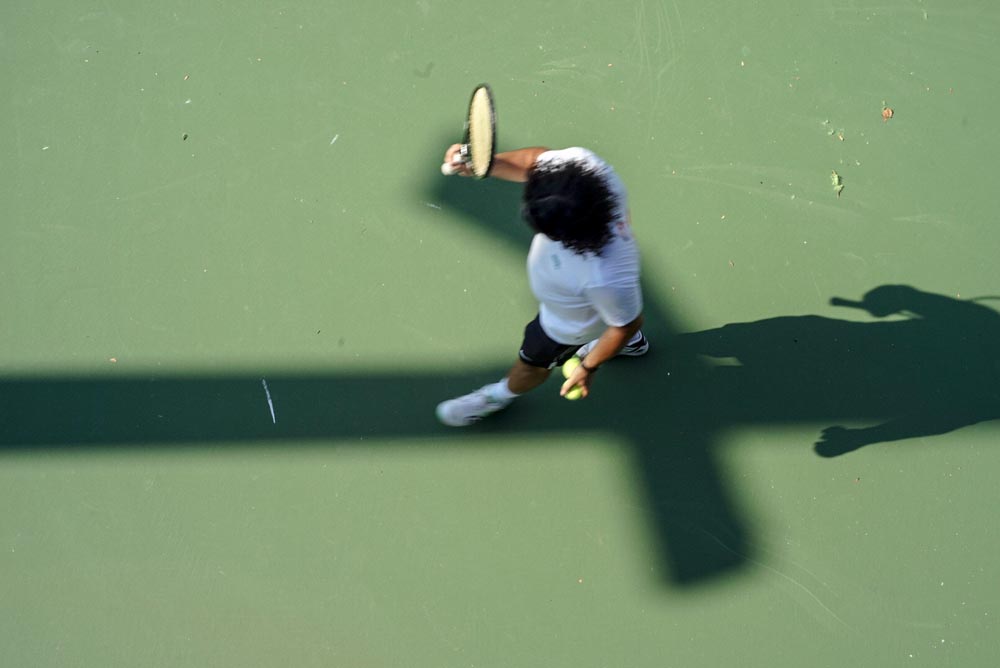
left=627, top=330, right=644, bottom=346
left=486, top=378, right=519, bottom=402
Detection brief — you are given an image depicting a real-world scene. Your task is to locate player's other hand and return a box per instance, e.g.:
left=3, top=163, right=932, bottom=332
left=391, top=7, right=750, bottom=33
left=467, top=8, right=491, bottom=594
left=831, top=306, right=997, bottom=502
left=560, top=362, right=593, bottom=399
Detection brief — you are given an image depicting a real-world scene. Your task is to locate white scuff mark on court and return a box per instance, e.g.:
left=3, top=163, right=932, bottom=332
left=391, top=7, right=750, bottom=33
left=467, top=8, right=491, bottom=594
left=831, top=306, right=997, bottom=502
left=330, top=134, right=340, bottom=145
left=261, top=378, right=276, bottom=424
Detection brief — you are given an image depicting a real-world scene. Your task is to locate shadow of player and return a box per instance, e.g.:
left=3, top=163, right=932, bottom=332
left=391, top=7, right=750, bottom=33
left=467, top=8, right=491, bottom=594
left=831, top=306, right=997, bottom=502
left=677, top=285, right=1000, bottom=457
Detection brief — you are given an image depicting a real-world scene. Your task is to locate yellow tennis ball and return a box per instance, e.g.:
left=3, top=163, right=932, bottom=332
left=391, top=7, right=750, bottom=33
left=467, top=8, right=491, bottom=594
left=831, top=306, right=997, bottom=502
left=561, top=357, right=585, bottom=400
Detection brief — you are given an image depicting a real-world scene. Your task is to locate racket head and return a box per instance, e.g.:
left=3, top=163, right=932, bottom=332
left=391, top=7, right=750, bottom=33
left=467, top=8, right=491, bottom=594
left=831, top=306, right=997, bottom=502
left=464, top=84, right=496, bottom=179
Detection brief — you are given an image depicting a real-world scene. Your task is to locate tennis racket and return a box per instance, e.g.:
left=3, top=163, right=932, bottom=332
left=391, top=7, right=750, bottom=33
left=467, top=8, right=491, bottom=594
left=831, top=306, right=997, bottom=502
left=441, top=83, right=496, bottom=178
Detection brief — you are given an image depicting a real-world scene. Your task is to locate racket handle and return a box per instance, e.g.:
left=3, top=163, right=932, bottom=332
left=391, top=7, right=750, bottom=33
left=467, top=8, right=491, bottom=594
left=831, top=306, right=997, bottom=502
left=441, top=144, right=470, bottom=176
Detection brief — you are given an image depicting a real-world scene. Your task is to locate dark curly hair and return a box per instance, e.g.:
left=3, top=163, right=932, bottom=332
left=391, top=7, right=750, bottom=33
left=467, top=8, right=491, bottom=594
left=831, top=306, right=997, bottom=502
left=521, top=160, right=617, bottom=255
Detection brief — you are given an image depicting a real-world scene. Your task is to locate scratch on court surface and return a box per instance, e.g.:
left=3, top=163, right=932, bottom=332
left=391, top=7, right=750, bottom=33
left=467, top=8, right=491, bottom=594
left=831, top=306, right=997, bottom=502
left=810, top=272, right=823, bottom=300
left=699, top=527, right=855, bottom=632
left=261, top=378, right=276, bottom=424
left=630, top=0, right=684, bottom=135
left=107, top=171, right=211, bottom=204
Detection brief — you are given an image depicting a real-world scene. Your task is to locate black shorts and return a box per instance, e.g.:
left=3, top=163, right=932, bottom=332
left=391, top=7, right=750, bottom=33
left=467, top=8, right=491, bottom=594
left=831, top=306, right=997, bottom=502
left=518, top=315, right=582, bottom=369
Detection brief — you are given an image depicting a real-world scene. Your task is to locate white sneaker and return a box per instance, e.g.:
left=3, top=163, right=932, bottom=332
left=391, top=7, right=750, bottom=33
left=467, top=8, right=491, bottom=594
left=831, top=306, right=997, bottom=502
left=436, top=385, right=513, bottom=426
left=575, top=332, right=650, bottom=360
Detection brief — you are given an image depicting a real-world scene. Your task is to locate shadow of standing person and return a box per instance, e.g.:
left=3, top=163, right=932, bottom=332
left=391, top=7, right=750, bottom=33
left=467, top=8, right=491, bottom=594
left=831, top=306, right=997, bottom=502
left=676, top=285, right=1000, bottom=457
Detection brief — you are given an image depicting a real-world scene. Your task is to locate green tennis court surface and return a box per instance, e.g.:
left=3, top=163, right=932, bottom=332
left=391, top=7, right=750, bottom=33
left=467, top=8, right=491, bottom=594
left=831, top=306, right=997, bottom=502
left=3, top=2, right=999, bottom=666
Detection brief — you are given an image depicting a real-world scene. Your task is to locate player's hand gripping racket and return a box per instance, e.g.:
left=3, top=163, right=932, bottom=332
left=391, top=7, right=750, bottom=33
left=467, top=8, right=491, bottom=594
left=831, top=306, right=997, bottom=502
left=441, top=84, right=496, bottom=178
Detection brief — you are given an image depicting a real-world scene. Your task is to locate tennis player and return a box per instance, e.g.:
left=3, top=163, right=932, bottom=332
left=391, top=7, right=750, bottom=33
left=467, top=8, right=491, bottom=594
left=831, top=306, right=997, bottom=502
left=436, top=145, right=648, bottom=426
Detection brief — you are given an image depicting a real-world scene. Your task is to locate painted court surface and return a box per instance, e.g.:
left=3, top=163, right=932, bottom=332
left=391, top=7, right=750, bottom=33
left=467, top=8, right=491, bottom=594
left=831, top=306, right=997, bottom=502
left=2, top=2, right=999, bottom=666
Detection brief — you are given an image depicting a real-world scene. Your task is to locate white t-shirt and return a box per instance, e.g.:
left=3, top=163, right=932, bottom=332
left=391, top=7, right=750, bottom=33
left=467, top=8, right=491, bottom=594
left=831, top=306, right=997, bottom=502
left=526, top=148, right=642, bottom=345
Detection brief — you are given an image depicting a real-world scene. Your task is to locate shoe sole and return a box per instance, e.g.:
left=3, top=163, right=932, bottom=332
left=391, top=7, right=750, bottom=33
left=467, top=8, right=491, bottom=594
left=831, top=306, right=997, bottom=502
left=620, top=342, right=649, bottom=356
left=576, top=336, right=649, bottom=360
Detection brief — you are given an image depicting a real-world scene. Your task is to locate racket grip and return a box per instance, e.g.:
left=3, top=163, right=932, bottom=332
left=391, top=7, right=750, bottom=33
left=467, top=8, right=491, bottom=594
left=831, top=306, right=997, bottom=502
left=441, top=145, right=469, bottom=176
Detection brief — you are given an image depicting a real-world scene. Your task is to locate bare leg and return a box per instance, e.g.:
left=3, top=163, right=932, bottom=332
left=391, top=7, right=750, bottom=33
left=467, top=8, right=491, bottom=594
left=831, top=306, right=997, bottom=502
left=505, top=359, right=552, bottom=394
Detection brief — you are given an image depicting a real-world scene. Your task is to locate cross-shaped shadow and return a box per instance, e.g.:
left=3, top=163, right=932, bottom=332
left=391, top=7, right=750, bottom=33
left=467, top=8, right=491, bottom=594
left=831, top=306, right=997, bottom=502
left=3, top=176, right=998, bottom=588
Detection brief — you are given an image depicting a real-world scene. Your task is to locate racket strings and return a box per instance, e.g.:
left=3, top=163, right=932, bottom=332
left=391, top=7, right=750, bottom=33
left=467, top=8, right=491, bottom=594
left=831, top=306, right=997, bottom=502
left=467, top=87, right=495, bottom=178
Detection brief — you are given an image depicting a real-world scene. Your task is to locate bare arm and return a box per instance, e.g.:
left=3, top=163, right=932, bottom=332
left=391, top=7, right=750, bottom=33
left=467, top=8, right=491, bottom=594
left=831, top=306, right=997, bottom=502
left=443, top=145, right=548, bottom=182
left=560, top=314, right=644, bottom=399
